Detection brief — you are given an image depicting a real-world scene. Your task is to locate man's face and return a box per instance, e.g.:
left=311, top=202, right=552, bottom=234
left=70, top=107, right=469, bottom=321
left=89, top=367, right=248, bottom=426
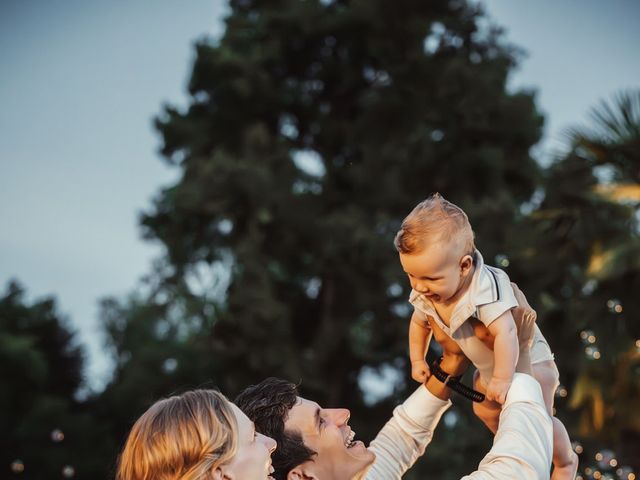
left=284, top=396, right=375, bottom=480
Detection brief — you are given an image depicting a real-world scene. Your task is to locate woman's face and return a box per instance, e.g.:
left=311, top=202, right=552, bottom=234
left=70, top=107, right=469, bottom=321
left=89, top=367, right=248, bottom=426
left=221, top=404, right=277, bottom=479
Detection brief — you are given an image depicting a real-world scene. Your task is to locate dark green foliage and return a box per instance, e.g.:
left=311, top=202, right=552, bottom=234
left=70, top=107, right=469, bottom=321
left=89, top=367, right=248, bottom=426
left=6, top=1, right=638, bottom=477
left=134, top=1, right=543, bottom=477
left=0, top=281, right=112, bottom=479
left=510, top=90, right=640, bottom=475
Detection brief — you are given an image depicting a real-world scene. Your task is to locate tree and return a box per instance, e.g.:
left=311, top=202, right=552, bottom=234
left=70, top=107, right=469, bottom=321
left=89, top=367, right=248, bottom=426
left=96, top=267, right=231, bottom=461
left=115, top=1, right=543, bottom=477
left=506, top=90, right=640, bottom=474
left=1, top=281, right=111, bottom=478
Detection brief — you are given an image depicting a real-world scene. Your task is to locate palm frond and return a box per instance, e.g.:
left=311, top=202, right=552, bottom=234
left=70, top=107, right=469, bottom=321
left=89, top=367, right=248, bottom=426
left=568, top=89, right=640, bottom=146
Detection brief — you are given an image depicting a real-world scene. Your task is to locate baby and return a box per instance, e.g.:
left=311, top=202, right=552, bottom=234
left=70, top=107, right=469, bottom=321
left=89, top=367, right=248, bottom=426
left=395, top=193, right=578, bottom=480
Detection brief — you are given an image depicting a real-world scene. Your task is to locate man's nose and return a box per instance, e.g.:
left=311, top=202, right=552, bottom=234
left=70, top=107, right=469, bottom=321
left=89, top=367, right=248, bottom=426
left=327, top=408, right=350, bottom=425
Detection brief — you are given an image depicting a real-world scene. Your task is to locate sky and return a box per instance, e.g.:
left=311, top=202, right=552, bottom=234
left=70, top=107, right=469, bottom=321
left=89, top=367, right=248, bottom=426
left=1, top=0, right=639, bottom=392
left=482, top=0, right=640, bottom=159
left=0, top=0, right=228, bottom=388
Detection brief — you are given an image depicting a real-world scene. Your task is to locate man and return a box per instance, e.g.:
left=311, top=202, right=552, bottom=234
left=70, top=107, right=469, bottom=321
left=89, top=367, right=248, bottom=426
left=236, top=354, right=553, bottom=479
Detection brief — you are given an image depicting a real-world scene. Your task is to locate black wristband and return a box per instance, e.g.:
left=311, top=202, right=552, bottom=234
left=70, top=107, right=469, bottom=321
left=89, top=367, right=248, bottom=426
left=430, top=357, right=485, bottom=403
left=430, top=356, right=463, bottom=385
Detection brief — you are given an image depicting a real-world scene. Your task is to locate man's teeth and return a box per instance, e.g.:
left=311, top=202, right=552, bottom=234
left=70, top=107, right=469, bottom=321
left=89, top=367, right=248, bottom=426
left=344, top=431, right=356, bottom=448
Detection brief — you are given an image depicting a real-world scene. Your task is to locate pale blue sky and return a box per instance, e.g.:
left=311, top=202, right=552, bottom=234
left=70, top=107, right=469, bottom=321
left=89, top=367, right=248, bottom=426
left=1, top=0, right=638, bottom=390
left=0, top=0, right=228, bottom=387
left=483, top=0, right=640, bottom=158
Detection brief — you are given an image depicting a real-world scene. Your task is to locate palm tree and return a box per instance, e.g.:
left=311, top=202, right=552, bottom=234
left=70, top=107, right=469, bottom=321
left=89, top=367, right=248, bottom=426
left=558, top=90, right=640, bottom=472
left=568, top=89, right=640, bottom=184
left=511, top=90, right=640, bottom=475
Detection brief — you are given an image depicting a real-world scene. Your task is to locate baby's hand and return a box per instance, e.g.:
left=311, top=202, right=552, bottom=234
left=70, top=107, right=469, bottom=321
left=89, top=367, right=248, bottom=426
left=486, top=377, right=512, bottom=404
left=411, top=359, right=431, bottom=383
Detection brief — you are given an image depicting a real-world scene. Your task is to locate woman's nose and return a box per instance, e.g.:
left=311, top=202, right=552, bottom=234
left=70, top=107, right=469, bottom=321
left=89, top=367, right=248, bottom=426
left=262, top=434, right=277, bottom=453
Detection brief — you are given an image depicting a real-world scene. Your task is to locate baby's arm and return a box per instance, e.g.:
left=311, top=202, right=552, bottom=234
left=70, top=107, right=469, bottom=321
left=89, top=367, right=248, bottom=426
left=511, top=283, right=536, bottom=375
left=486, top=311, right=519, bottom=404
left=409, top=310, right=432, bottom=383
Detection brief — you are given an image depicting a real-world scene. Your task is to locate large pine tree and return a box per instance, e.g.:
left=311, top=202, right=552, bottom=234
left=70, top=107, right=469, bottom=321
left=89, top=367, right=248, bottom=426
left=111, top=1, right=543, bottom=477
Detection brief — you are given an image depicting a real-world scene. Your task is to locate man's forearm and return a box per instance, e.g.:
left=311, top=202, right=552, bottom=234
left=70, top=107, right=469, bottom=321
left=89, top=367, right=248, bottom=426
left=367, top=383, right=451, bottom=479
left=460, top=374, right=553, bottom=480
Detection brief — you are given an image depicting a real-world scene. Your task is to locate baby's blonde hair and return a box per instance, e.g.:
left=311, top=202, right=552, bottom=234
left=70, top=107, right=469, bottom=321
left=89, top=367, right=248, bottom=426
left=395, top=193, right=475, bottom=255
left=116, top=389, right=238, bottom=480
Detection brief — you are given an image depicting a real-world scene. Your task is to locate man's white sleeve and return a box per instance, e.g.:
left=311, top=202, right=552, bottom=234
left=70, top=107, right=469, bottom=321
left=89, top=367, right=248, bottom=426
left=365, top=385, right=451, bottom=480
left=461, top=373, right=553, bottom=480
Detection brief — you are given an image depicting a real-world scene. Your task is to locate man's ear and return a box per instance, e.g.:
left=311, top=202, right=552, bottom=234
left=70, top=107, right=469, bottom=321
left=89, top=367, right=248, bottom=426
left=287, top=463, right=318, bottom=480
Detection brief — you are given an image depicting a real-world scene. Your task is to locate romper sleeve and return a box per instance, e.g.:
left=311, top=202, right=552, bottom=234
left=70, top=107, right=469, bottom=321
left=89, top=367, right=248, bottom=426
left=475, top=267, right=518, bottom=327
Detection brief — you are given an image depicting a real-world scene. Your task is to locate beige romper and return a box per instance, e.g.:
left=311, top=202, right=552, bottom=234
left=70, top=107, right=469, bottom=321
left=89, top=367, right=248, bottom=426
left=409, top=250, right=555, bottom=385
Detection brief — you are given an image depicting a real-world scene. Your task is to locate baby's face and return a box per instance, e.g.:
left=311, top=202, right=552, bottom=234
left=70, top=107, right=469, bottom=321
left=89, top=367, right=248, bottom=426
left=399, top=241, right=469, bottom=304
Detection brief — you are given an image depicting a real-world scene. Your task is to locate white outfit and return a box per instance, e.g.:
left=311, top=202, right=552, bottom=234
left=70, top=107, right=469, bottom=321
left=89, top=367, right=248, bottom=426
left=364, top=374, right=553, bottom=479
left=409, top=250, right=554, bottom=384
left=366, top=383, right=450, bottom=479
left=461, top=374, right=554, bottom=479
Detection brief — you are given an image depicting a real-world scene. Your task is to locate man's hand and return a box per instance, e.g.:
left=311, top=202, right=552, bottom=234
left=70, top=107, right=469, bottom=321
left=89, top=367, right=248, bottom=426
left=486, top=376, right=512, bottom=404
left=411, top=359, right=431, bottom=383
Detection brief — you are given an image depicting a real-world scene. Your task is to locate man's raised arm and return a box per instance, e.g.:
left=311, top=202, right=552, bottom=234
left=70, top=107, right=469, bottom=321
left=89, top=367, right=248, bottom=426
left=365, top=354, right=468, bottom=479
left=461, top=373, right=553, bottom=480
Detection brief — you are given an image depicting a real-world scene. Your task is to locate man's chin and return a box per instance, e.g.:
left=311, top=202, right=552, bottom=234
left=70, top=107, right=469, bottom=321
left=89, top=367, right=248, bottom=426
left=346, top=440, right=366, bottom=451
left=346, top=441, right=376, bottom=464
left=349, top=445, right=376, bottom=480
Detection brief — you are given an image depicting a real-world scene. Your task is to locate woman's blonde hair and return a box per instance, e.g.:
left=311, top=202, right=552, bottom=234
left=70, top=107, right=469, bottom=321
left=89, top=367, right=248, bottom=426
left=116, top=389, right=238, bottom=480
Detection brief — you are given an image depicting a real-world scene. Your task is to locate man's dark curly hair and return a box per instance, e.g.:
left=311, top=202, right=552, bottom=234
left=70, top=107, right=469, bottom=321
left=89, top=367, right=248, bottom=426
left=235, top=377, right=316, bottom=480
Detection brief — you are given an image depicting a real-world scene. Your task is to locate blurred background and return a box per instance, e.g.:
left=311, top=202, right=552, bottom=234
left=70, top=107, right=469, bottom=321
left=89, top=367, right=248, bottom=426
left=1, top=0, right=639, bottom=478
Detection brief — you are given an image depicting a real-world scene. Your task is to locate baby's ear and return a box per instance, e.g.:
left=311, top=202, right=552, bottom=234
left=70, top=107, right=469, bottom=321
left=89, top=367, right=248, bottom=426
left=460, top=254, right=473, bottom=273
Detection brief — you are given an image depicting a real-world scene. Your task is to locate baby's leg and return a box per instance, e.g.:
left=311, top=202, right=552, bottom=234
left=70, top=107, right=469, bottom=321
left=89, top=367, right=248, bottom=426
left=471, top=370, right=502, bottom=434
left=532, top=361, right=578, bottom=480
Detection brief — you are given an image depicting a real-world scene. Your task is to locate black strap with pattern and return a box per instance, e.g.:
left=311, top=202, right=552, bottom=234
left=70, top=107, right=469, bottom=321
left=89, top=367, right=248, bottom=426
left=430, top=356, right=486, bottom=403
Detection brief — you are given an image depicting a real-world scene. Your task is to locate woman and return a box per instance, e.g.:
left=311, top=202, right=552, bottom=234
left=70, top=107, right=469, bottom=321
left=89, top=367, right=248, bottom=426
left=116, top=389, right=276, bottom=479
